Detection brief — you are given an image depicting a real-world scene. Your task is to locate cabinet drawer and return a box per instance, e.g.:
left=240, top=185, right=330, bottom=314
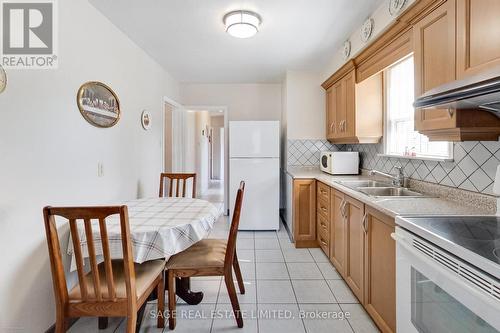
left=317, top=213, right=330, bottom=235
left=317, top=182, right=331, bottom=202
left=317, top=197, right=330, bottom=218
left=318, top=230, right=329, bottom=256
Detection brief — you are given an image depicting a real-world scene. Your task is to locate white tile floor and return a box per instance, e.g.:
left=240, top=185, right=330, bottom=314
left=70, top=216, right=379, bottom=333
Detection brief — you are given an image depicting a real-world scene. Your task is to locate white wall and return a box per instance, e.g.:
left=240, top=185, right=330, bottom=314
left=284, top=70, right=326, bottom=140
left=0, top=0, right=179, bottom=331
left=180, top=83, right=282, bottom=121
left=321, top=0, right=416, bottom=82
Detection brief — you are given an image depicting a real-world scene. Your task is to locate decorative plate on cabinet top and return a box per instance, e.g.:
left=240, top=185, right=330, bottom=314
left=0, top=65, right=6, bottom=94
left=342, top=40, right=351, bottom=60
left=389, top=0, right=407, bottom=16
left=360, top=18, right=374, bottom=43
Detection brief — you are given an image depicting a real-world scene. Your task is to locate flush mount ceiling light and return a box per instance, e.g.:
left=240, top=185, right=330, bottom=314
left=223, top=10, right=261, bottom=39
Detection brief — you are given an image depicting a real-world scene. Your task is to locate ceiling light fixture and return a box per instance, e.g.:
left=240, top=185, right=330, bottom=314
left=223, top=10, right=261, bottom=39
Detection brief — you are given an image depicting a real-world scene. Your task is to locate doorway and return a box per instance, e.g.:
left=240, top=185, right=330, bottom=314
left=163, top=102, right=228, bottom=213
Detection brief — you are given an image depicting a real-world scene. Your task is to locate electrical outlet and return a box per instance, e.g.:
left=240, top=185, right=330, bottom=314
left=98, top=162, right=104, bottom=177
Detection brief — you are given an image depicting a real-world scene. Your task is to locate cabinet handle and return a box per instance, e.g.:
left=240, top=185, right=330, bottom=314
left=320, top=238, right=327, bottom=247
left=362, top=213, right=368, bottom=234
left=447, top=108, right=454, bottom=118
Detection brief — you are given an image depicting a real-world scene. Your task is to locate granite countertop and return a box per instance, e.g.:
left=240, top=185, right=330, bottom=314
left=286, top=166, right=493, bottom=218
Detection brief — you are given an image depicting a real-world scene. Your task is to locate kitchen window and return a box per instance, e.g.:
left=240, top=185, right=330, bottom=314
left=384, top=56, right=453, bottom=160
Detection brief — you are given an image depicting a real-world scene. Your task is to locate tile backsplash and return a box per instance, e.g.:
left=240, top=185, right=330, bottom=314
left=287, top=140, right=341, bottom=167
left=287, top=139, right=500, bottom=195
left=344, top=141, right=500, bottom=195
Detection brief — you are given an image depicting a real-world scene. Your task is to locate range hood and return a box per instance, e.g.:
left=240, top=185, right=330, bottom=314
left=414, top=65, right=500, bottom=117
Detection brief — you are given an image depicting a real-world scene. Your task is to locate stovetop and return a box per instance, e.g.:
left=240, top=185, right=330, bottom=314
left=396, top=215, right=500, bottom=278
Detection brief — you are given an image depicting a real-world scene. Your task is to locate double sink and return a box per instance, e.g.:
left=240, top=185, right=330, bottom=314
left=336, top=180, right=428, bottom=198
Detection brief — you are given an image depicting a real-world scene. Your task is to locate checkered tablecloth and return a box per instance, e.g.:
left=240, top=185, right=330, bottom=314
left=67, top=197, right=222, bottom=270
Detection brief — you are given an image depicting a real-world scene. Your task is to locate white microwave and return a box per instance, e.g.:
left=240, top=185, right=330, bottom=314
left=320, top=151, right=359, bottom=175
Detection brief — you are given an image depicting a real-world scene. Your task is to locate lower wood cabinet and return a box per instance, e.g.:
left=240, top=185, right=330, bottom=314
left=292, top=179, right=318, bottom=248
left=364, top=206, right=396, bottom=333
left=291, top=178, right=396, bottom=333
left=330, top=190, right=347, bottom=275
left=344, top=195, right=365, bottom=304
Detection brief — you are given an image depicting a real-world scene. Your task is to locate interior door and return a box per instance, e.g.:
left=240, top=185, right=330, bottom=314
left=344, top=195, right=364, bottom=303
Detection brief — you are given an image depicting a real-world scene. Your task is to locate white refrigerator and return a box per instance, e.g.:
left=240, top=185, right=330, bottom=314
left=229, top=121, right=280, bottom=230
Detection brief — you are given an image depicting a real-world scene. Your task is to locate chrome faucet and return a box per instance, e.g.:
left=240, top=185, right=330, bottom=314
left=370, top=166, right=406, bottom=187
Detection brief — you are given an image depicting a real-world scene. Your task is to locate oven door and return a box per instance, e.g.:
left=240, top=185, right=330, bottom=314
left=393, top=227, right=500, bottom=333
left=320, top=152, right=331, bottom=173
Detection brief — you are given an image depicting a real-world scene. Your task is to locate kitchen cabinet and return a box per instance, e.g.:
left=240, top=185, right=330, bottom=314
left=324, top=63, right=383, bottom=144
left=456, top=0, right=500, bottom=79
left=364, top=206, right=396, bottom=333
left=344, top=195, right=365, bottom=303
left=292, top=179, right=318, bottom=248
left=330, top=190, right=347, bottom=275
left=413, top=0, right=457, bottom=133
left=413, top=0, right=500, bottom=141
left=317, top=182, right=331, bottom=256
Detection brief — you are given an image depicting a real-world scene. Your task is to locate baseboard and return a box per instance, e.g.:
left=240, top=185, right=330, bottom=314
left=44, top=318, right=79, bottom=333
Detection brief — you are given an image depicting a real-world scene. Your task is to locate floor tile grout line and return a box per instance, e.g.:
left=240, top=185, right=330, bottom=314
left=277, top=232, right=308, bottom=333
left=337, top=303, right=356, bottom=333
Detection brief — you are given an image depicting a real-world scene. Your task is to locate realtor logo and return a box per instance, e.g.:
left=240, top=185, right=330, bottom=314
left=1, top=0, right=58, bottom=69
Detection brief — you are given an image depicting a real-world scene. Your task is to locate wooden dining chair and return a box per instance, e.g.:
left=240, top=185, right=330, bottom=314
left=165, top=181, right=246, bottom=330
left=159, top=173, right=197, bottom=198
left=43, top=205, right=165, bottom=333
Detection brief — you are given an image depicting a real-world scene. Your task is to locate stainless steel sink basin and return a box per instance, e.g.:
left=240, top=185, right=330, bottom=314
left=358, top=187, right=425, bottom=197
left=337, top=180, right=392, bottom=188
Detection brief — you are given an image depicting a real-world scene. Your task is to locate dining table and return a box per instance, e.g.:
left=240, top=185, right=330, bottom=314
left=66, top=196, right=223, bottom=329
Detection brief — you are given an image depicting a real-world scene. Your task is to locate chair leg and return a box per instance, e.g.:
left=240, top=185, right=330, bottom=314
left=233, top=253, right=245, bottom=295
left=126, top=313, right=137, bottom=333
left=167, top=270, right=177, bottom=330
left=224, top=271, right=243, bottom=328
left=157, top=272, right=165, bottom=328
left=54, top=315, right=66, bottom=333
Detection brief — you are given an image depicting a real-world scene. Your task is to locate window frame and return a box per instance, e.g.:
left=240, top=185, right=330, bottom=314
left=382, top=55, right=454, bottom=162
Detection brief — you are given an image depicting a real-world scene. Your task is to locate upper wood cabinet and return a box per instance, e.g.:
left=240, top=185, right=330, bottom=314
left=413, top=0, right=500, bottom=141
left=324, top=64, right=383, bottom=144
left=292, top=179, right=318, bottom=248
left=413, top=0, right=457, bottom=133
left=456, top=0, right=500, bottom=79
left=364, top=206, right=396, bottom=333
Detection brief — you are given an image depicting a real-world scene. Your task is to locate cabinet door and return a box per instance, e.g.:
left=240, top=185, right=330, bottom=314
left=326, top=87, right=337, bottom=140
left=293, top=179, right=317, bottom=247
left=457, top=0, right=500, bottom=79
left=343, top=71, right=356, bottom=138
left=344, top=195, right=365, bottom=303
left=364, top=207, right=396, bottom=333
left=414, top=0, right=457, bottom=131
left=333, top=80, right=344, bottom=138
left=330, top=190, right=346, bottom=276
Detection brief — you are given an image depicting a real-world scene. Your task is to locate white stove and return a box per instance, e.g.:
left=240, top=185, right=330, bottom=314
left=394, top=215, right=500, bottom=333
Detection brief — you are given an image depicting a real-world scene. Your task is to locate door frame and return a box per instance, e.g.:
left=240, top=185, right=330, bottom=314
left=183, top=105, right=229, bottom=215
left=162, top=96, right=184, bottom=174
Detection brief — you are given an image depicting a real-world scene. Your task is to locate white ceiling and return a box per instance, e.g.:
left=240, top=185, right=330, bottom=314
left=90, top=0, right=384, bottom=83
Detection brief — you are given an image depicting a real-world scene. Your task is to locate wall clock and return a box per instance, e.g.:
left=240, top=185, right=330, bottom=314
left=360, top=18, right=374, bottom=43
left=0, top=65, right=7, bottom=94
left=342, top=40, right=351, bottom=60
left=389, top=0, right=407, bottom=16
